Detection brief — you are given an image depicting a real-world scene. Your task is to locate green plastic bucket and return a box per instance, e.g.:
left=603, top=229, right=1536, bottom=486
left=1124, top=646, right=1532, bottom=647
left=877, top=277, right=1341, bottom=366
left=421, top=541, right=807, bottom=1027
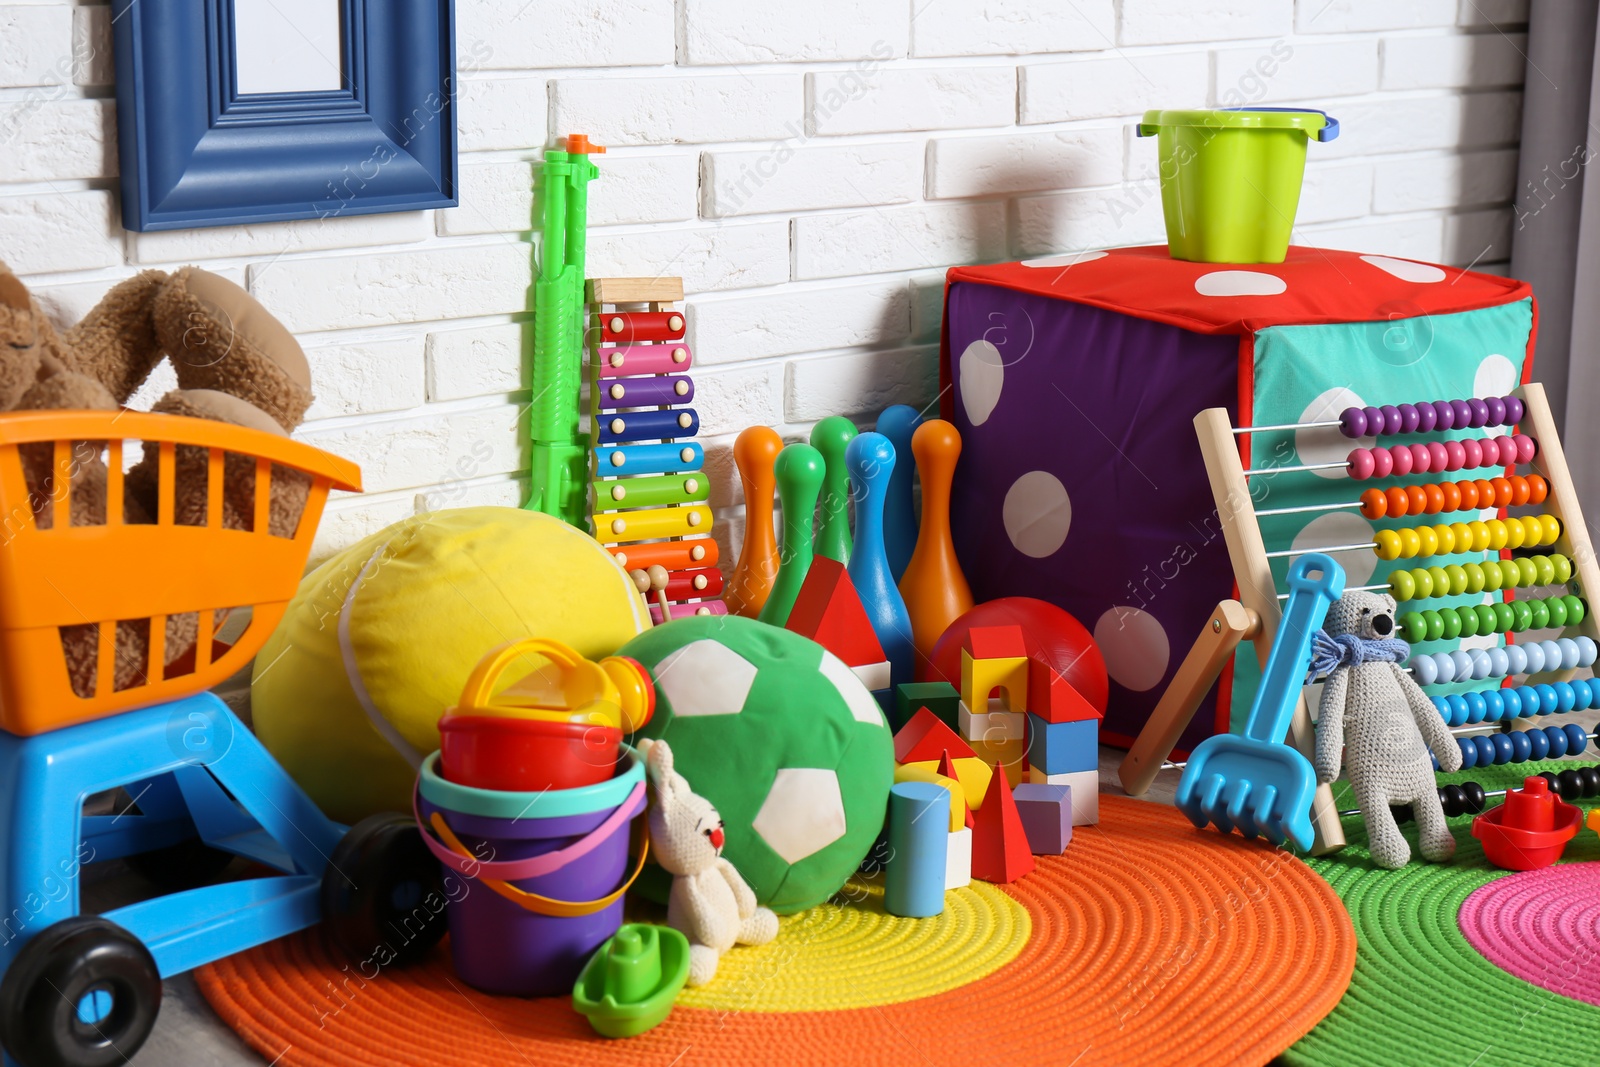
left=1138, top=108, right=1339, bottom=264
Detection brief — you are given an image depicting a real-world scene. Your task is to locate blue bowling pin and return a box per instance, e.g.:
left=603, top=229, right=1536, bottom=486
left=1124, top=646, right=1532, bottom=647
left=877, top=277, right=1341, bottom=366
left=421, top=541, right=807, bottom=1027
left=846, top=432, right=915, bottom=691
left=876, top=405, right=923, bottom=582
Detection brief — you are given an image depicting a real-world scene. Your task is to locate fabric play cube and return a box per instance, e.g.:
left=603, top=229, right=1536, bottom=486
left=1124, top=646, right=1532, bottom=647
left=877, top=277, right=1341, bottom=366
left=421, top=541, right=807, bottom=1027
left=941, top=246, right=1535, bottom=750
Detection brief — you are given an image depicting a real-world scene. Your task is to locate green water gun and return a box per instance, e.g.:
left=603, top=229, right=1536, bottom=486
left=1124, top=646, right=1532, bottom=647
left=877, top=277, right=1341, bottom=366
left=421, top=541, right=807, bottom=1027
left=526, top=134, right=603, bottom=529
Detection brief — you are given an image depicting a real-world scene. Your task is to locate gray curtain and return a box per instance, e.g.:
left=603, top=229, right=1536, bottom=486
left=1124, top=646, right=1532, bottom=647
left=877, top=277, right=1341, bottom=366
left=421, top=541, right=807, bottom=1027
left=1511, top=1, right=1600, bottom=507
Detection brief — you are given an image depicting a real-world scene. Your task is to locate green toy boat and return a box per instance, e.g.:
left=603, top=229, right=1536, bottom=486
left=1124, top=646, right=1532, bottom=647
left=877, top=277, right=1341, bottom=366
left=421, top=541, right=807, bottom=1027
left=572, top=923, right=690, bottom=1038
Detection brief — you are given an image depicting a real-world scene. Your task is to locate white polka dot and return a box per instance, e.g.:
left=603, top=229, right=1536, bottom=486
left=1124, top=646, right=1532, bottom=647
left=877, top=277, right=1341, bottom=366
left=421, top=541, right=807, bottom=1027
left=959, top=339, right=1004, bottom=427
left=1294, top=386, right=1374, bottom=480
left=1021, top=250, right=1108, bottom=268
left=1474, top=354, right=1519, bottom=437
left=1360, top=255, right=1447, bottom=284
left=1094, top=607, right=1171, bottom=692
left=1002, top=471, right=1071, bottom=558
left=1291, top=512, right=1377, bottom=586
left=1194, top=270, right=1287, bottom=297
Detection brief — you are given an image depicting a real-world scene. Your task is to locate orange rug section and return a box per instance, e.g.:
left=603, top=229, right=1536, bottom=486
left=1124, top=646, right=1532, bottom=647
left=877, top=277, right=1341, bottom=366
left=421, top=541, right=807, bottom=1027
left=197, top=796, right=1355, bottom=1066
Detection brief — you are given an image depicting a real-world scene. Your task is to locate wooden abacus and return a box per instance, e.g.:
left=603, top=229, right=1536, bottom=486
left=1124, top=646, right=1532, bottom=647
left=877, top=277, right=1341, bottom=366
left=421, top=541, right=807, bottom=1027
left=586, top=277, right=725, bottom=623
left=1121, top=382, right=1599, bottom=855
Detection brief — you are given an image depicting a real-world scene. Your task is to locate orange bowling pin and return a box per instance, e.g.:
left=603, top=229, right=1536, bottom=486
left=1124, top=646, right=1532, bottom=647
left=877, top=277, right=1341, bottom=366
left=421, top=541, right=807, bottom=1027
left=725, top=426, right=782, bottom=617
left=899, top=419, right=974, bottom=660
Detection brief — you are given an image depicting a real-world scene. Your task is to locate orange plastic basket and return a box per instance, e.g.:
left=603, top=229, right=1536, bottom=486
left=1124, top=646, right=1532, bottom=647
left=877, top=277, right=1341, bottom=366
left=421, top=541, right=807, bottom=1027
left=0, top=409, right=361, bottom=736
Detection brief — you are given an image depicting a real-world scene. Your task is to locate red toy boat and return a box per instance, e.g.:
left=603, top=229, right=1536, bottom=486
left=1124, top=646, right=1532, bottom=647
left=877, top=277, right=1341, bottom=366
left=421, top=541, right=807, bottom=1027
left=1471, top=775, right=1582, bottom=871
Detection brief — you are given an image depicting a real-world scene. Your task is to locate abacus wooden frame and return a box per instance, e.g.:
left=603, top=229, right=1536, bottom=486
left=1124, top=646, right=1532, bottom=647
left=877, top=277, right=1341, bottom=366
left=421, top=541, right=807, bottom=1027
left=1130, top=381, right=1599, bottom=855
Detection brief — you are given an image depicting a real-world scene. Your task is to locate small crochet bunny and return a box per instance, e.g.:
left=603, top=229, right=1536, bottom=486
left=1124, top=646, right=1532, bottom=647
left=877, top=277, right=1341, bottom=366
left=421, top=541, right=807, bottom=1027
left=1312, top=591, right=1463, bottom=869
left=639, top=738, right=778, bottom=986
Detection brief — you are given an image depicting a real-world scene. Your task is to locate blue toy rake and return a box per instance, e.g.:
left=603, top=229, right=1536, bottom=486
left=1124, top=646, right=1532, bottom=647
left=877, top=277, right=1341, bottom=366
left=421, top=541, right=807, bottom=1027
left=1175, top=553, right=1345, bottom=850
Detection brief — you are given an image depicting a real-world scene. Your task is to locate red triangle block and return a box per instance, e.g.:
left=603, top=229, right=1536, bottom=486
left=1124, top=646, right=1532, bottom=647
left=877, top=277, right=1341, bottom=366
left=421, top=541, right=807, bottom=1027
left=965, top=624, right=1027, bottom=660
left=935, top=749, right=973, bottom=825
left=785, top=556, right=887, bottom=668
left=971, top=761, right=1036, bottom=884
left=1028, top=660, right=1104, bottom=724
left=894, top=708, right=977, bottom=764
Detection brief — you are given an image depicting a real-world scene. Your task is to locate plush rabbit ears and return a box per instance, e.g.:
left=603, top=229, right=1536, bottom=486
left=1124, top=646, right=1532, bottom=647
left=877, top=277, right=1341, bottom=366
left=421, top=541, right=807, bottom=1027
left=641, top=738, right=681, bottom=808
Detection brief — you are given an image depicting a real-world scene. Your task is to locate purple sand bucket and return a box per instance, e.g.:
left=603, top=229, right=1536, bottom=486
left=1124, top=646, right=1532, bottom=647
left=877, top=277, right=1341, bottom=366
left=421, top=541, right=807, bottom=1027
left=416, top=746, right=648, bottom=997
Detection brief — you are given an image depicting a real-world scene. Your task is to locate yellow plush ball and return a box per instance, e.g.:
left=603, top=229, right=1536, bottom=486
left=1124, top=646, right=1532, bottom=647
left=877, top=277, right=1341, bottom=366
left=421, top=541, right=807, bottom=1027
left=251, top=507, right=648, bottom=823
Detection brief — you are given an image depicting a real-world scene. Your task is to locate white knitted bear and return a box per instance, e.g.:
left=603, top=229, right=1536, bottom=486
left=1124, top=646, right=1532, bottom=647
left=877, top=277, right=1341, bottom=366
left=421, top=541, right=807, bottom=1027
left=639, top=738, right=778, bottom=986
left=1312, top=591, right=1463, bottom=869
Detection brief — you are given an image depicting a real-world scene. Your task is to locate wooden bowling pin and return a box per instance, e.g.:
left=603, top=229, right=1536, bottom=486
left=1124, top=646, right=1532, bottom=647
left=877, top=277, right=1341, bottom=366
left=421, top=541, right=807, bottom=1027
left=846, top=433, right=915, bottom=689
left=757, top=442, right=824, bottom=628
left=899, top=419, right=974, bottom=660
left=877, top=405, right=923, bottom=582
left=810, top=416, right=858, bottom=564
left=725, top=426, right=782, bottom=618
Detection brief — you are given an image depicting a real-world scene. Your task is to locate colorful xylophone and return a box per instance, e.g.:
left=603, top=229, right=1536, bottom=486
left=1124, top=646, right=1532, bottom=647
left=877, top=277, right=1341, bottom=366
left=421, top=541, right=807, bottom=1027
left=1219, top=383, right=1598, bottom=837
left=586, top=277, right=725, bottom=624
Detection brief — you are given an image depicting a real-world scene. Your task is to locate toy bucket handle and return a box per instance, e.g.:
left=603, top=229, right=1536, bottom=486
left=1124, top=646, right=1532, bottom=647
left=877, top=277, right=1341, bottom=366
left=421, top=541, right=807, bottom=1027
left=420, top=789, right=650, bottom=918
left=414, top=780, right=646, bottom=882
left=456, top=823, right=649, bottom=918
left=459, top=637, right=589, bottom=708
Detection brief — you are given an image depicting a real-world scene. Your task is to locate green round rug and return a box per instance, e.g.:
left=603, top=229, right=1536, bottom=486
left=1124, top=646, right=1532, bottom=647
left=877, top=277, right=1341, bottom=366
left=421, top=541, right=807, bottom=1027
left=1285, top=762, right=1600, bottom=1067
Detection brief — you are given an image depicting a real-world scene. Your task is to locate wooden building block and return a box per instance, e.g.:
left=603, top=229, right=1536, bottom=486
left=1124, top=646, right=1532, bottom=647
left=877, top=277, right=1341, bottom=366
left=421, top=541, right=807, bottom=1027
left=894, top=708, right=976, bottom=764
left=786, top=556, right=887, bottom=669
left=1026, top=714, right=1099, bottom=775
left=960, top=648, right=1029, bottom=713
left=893, top=763, right=966, bottom=831
left=969, top=734, right=1024, bottom=787
left=895, top=680, right=960, bottom=733
left=958, top=698, right=1026, bottom=742
left=945, top=826, right=972, bottom=890
left=1027, top=767, right=1098, bottom=825
left=1028, top=660, right=1104, bottom=724
left=970, top=763, right=1036, bottom=884
left=1013, top=782, right=1072, bottom=854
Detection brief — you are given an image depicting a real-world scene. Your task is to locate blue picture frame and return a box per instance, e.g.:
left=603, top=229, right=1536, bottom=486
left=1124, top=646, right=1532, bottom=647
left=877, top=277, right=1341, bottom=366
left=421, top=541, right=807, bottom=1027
left=111, top=0, right=457, bottom=232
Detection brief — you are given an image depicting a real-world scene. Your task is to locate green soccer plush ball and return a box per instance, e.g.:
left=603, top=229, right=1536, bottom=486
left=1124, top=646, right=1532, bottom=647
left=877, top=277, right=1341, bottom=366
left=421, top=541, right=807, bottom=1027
left=623, top=615, right=894, bottom=913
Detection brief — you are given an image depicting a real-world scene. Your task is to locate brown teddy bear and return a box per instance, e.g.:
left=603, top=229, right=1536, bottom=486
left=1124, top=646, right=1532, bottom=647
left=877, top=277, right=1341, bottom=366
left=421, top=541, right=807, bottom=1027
left=0, top=263, right=316, bottom=696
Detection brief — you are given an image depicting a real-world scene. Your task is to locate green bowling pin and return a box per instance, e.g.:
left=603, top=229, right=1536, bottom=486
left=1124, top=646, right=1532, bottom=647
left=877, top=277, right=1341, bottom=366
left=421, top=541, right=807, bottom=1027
left=758, top=443, right=825, bottom=627
left=810, top=416, right=858, bottom=563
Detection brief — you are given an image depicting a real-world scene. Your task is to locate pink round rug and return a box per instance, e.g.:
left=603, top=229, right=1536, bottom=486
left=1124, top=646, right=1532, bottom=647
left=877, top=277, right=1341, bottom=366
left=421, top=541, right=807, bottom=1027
left=1459, top=862, right=1600, bottom=1007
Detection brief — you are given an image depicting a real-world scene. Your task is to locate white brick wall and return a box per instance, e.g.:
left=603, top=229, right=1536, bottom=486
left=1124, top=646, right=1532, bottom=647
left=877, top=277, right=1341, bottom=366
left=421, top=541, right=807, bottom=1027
left=0, top=0, right=1529, bottom=569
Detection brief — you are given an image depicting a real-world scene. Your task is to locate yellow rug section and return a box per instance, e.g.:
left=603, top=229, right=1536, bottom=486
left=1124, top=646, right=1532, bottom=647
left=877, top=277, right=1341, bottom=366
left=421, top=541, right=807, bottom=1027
left=667, top=878, right=1031, bottom=1013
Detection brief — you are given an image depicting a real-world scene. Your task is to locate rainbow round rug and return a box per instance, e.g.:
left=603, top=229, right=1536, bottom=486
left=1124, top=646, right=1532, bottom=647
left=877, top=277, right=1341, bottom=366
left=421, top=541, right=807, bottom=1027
left=1285, top=763, right=1600, bottom=1067
left=196, top=796, right=1355, bottom=1066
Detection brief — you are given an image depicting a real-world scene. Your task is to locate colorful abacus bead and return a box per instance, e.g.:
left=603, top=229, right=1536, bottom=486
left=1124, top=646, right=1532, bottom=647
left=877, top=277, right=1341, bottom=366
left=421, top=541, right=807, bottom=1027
left=1346, top=434, right=1534, bottom=481
left=1388, top=554, right=1576, bottom=600
left=1337, top=396, right=1522, bottom=437
left=1427, top=768, right=1600, bottom=820
left=1373, top=514, right=1560, bottom=560
left=1454, top=724, right=1589, bottom=770
left=1432, top=678, right=1600, bottom=726
left=1410, top=636, right=1598, bottom=685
